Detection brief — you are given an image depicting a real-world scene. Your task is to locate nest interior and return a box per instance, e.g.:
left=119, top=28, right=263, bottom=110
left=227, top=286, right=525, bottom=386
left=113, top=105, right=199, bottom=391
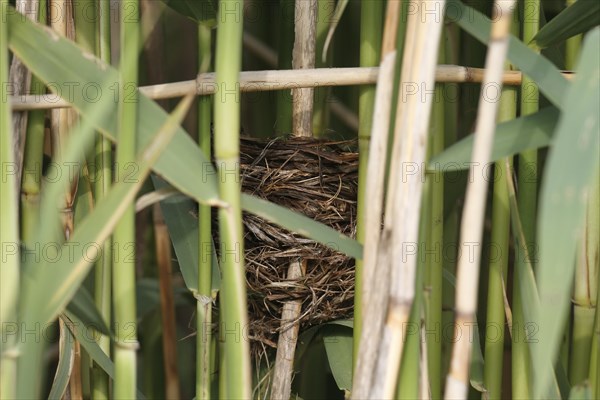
left=218, top=135, right=359, bottom=349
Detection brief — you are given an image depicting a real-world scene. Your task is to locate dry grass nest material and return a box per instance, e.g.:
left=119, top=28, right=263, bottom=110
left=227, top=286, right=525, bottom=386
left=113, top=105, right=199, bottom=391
left=224, top=135, right=358, bottom=349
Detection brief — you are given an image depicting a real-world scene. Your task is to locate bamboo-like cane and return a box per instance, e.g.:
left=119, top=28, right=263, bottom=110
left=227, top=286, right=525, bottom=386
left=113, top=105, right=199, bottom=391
left=9, top=66, right=573, bottom=111
left=196, top=22, right=213, bottom=400
left=444, top=1, right=517, bottom=398
left=91, top=0, right=112, bottom=398
left=351, top=51, right=396, bottom=400
left=270, top=1, right=316, bottom=399
left=113, top=1, right=140, bottom=398
left=213, top=1, right=252, bottom=398
left=351, top=0, right=399, bottom=393
left=368, top=1, right=446, bottom=397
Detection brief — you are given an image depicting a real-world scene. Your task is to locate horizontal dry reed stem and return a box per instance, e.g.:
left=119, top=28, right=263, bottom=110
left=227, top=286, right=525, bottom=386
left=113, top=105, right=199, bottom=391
left=9, top=65, right=574, bottom=111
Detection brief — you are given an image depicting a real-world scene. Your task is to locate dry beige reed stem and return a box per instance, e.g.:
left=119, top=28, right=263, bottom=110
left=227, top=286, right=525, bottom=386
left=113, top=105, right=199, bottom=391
left=369, top=1, right=446, bottom=398
left=270, top=1, right=317, bottom=399
left=8, top=66, right=569, bottom=111
left=444, top=1, right=517, bottom=399
left=351, top=51, right=397, bottom=399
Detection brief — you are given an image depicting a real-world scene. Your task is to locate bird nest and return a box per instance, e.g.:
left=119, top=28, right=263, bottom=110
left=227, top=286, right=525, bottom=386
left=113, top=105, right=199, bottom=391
left=225, top=135, right=358, bottom=349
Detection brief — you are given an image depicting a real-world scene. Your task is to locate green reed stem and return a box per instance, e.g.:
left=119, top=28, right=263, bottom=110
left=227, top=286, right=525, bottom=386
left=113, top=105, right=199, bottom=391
left=196, top=22, right=213, bottom=400
left=312, top=0, right=334, bottom=137
left=113, top=0, right=139, bottom=398
left=513, top=1, right=537, bottom=395
left=214, top=1, right=251, bottom=398
left=91, top=0, right=112, bottom=398
left=570, top=170, right=599, bottom=385
left=0, top=0, right=19, bottom=397
left=354, top=0, right=383, bottom=367
left=483, top=66, right=516, bottom=399
left=426, top=81, right=445, bottom=400
left=20, top=0, right=47, bottom=247
left=397, top=179, right=431, bottom=399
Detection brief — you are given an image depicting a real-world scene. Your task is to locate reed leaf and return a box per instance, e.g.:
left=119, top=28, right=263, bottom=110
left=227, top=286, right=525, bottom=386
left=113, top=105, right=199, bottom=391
left=446, top=0, right=569, bottom=108
left=429, top=107, right=558, bottom=172
left=5, top=8, right=220, bottom=204
left=533, top=28, right=600, bottom=399
left=64, top=311, right=146, bottom=399
left=48, top=318, right=75, bottom=400
left=532, top=0, right=600, bottom=49
left=6, top=7, right=362, bottom=261
left=161, top=0, right=217, bottom=26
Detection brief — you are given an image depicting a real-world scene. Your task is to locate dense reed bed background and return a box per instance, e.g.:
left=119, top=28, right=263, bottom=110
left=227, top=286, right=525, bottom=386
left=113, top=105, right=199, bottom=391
left=0, top=0, right=598, bottom=399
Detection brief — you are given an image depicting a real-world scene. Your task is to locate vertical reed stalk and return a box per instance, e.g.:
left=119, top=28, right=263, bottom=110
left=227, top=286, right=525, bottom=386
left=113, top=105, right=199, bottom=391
left=483, top=80, right=516, bottom=400
left=398, top=178, right=432, bottom=400
left=312, top=0, right=334, bottom=137
left=213, top=1, right=251, bottom=398
left=0, top=0, right=19, bottom=397
left=91, top=1, right=113, bottom=398
left=353, top=3, right=400, bottom=396
left=72, top=1, right=101, bottom=396
left=425, top=79, right=445, bottom=400
left=271, top=1, right=316, bottom=398
left=565, top=0, right=581, bottom=71
left=20, top=0, right=46, bottom=248
left=444, top=1, right=516, bottom=398
left=8, top=0, right=39, bottom=189
left=274, top=0, right=294, bottom=135
left=590, top=265, right=600, bottom=398
left=354, top=0, right=383, bottom=366
left=197, top=22, right=213, bottom=400
left=512, top=1, right=538, bottom=396
left=113, top=0, right=139, bottom=398
left=369, top=1, right=445, bottom=396
left=570, top=172, right=599, bottom=384
left=351, top=50, right=397, bottom=400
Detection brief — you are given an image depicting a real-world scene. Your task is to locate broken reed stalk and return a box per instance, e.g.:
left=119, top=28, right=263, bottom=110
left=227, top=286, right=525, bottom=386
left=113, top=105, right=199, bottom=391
left=8, top=66, right=574, bottom=111
left=444, top=1, right=516, bottom=398
left=270, top=1, right=316, bottom=399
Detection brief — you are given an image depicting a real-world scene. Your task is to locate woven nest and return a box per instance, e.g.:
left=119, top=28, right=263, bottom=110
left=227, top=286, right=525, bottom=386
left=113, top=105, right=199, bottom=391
left=217, top=135, right=358, bottom=349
